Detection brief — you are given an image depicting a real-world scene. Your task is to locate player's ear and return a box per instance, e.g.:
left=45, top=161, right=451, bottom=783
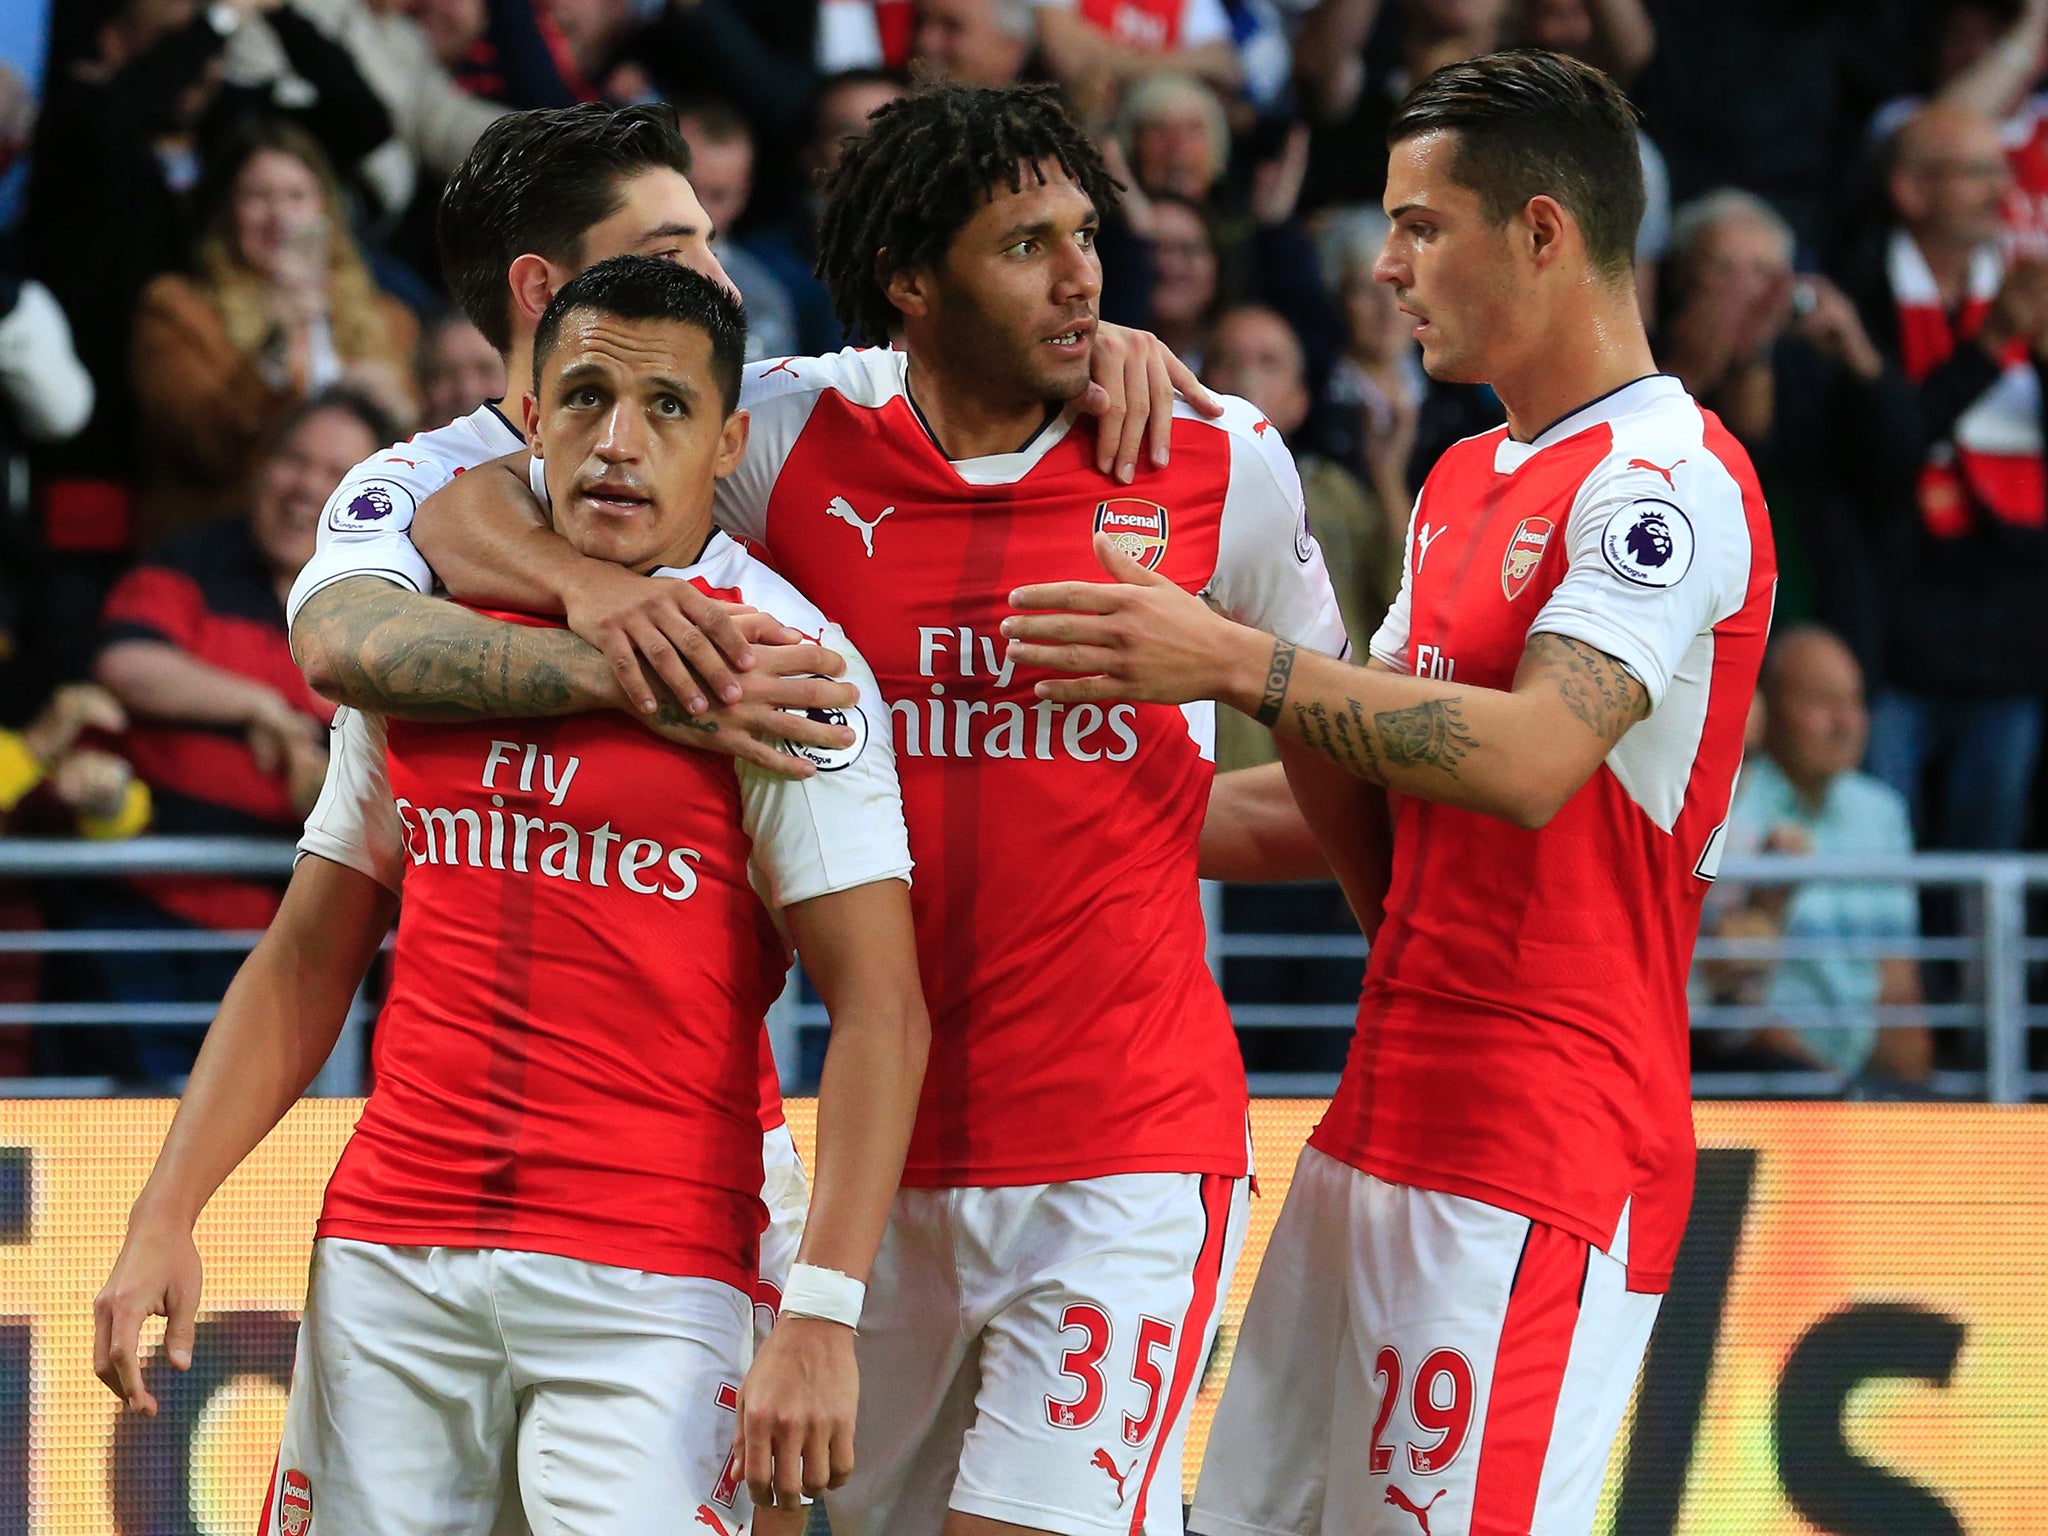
left=885, top=255, right=933, bottom=321
left=713, top=407, right=750, bottom=480
left=521, top=389, right=543, bottom=454
left=1522, top=195, right=1569, bottom=270
left=507, top=254, right=557, bottom=333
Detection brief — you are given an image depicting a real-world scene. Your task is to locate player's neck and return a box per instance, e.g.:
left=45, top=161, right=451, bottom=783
left=903, top=352, right=1058, bottom=461
left=1494, top=290, right=1659, bottom=444
left=503, top=339, right=536, bottom=414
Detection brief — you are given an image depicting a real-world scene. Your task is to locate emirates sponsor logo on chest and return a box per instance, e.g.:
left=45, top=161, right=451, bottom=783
left=393, top=739, right=705, bottom=901
left=1094, top=498, right=1169, bottom=571
left=901, top=625, right=1140, bottom=762
left=1501, top=515, right=1554, bottom=600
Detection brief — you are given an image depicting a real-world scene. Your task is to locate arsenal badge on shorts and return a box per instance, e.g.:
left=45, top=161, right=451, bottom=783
left=1501, top=515, right=1554, bottom=601
left=1094, top=498, right=1170, bottom=571
left=278, top=1469, right=313, bottom=1535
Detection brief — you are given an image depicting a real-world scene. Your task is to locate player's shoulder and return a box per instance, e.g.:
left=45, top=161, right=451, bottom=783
left=674, top=535, right=840, bottom=646
left=740, top=346, right=906, bottom=415
left=1171, top=389, right=1282, bottom=451
left=323, top=405, right=522, bottom=536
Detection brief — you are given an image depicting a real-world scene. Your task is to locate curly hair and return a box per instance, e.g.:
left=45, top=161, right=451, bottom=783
left=814, top=83, right=1123, bottom=345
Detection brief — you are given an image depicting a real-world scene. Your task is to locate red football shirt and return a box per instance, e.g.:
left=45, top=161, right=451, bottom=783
left=719, top=348, right=1349, bottom=1186
left=297, top=539, right=913, bottom=1285
left=1310, top=376, right=1775, bottom=1292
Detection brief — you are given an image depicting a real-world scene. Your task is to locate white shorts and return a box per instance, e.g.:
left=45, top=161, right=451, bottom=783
left=828, top=1171, right=1249, bottom=1536
left=262, top=1239, right=752, bottom=1536
left=755, top=1121, right=808, bottom=1347
left=1190, top=1148, right=1660, bottom=1536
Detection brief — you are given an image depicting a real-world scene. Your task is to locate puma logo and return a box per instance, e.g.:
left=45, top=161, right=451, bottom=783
left=1091, top=1447, right=1133, bottom=1503
left=1627, top=456, right=1685, bottom=490
left=1415, top=521, right=1447, bottom=573
left=694, top=1506, right=738, bottom=1536
left=1384, top=1486, right=1447, bottom=1535
left=827, top=495, right=895, bottom=556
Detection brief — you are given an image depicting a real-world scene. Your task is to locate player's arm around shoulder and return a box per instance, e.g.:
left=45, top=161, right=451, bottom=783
left=732, top=614, right=926, bottom=1508
left=95, top=709, right=401, bottom=1417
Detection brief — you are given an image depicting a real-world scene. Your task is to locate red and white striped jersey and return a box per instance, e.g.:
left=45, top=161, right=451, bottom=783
left=1312, top=375, right=1776, bottom=1292
left=297, top=536, right=912, bottom=1287
left=718, top=346, right=1348, bottom=1186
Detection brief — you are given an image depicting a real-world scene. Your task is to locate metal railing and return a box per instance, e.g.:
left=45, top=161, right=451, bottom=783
left=0, top=837, right=370, bottom=1095
left=0, top=841, right=2043, bottom=1101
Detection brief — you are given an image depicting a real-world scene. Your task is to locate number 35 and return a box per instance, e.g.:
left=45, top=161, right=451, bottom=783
left=1044, top=1304, right=1178, bottom=1447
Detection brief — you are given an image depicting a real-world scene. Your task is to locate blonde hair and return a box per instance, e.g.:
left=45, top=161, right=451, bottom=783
left=195, top=123, right=398, bottom=369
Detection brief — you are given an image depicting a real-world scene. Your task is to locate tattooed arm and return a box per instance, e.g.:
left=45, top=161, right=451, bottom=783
left=1246, top=632, right=1649, bottom=826
left=293, top=576, right=863, bottom=773
left=1005, top=536, right=1650, bottom=829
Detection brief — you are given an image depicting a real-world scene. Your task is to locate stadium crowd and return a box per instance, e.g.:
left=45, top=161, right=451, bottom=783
left=0, top=0, right=2042, bottom=1088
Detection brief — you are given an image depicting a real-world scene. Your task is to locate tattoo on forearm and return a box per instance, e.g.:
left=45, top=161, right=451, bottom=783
left=1255, top=640, right=1297, bottom=726
left=296, top=583, right=595, bottom=722
left=1291, top=698, right=1387, bottom=784
left=1521, top=633, right=1649, bottom=743
left=1373, top=698, right=1474, bottom=776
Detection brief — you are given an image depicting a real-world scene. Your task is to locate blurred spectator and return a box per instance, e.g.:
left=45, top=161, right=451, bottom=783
left=1312, top=213, right=1502, bottom=509
left=1510, top=0, right=1654, bottom=82
left=235, top=0, right=507, bottom=227
left=675, top=99, right=800, bottom=359
left=0, top=684, right=150, bottom=1081
left=1656, top=189, right=1892, bottom=671
left=0, top=273, right=96, bottom=454
left=744, top=68, right=906, bottom=353
left=80, top=390, right=388, bottom=1083
left=131, top=121, right=418, bottom=543
left=442, top=0, right=595, bottom=108
left=911, top=0, right=1039, bottom=85
left=1629, top=0, right=1927, bottom=258
left=1838, top=104, right=2048, bottom=850
left=1117, top=69, right=1230, bottom=202
left=25, top=0, right=392, bottom=568
left=1208, top=303, right=1398, bottom=771
left=415, top=310, right=506, bottom=428
left=1871, top=0, right=2048, bottom=250
left=0, top=685, right=151, bottom=840
left=1291, top=0, right=1508, bottom=211
left=1036, top=0, right=1244, bottom=95
left=1699, top=625, right=1931, bottom=1088
left=1143, top=195, right=1220, bottom=366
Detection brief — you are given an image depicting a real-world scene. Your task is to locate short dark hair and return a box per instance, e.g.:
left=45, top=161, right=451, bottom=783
left=532, top=255, right=747, bottom=416
left=1388, top=50, right=1644, bottom=278
left=815, top=83, right=1123, bottom=345
left=437, top=104, right=695, bottom=353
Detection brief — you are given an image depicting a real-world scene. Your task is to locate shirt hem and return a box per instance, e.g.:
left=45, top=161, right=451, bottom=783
left=899, top=1149, right=1249, bottom=1188
left=1308, top=1138, right=1672, bottom=1294
left=313, top=1217, right=756, bottom=1292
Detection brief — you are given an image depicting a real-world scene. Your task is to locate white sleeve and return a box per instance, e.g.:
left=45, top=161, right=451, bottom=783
left=738, top=625, right=914, bottom=910
left=296, top=708, right=406, bottom=894
left=1203, top=402, right=1350, bottom=658
left=1368, top=486, right=1421, bottom=669
left=1526, top=456, right=1753, bottom=711
left=718, top=355, right=836, bottom=544
left=286, top=449, right=457, bottom=627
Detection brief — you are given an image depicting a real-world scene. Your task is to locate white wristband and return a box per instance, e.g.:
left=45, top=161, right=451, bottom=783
left=778, top=1263, right=866, bottom=1330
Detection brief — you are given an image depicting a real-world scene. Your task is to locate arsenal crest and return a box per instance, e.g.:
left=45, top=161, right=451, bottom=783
left=1501, top=516, right=1554, bottom=600
left=279, top=1469, right=313, bottom=1535
left=1094, top=498, right=1169, bottom=571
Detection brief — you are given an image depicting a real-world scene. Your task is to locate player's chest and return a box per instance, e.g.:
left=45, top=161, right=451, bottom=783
left=767, top=449, right=1227, bottom=700
left=383, top=718, right=751, bottom=896
left=1402, top=469, right=1579, bottom=688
